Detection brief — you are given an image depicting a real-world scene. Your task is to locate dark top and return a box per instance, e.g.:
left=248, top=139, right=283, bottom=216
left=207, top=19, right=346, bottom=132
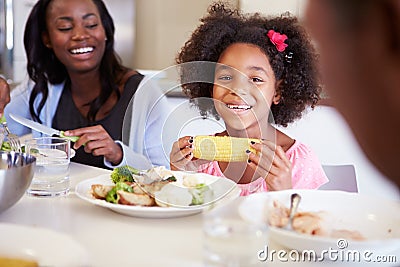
left=52, top=74, right=144, bottom=169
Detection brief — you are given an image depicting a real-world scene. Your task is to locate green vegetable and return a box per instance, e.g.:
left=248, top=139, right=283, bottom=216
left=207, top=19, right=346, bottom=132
left=110, top=165, right=141, bottom=184
left=60, top=131, right=80, bottom=143
left=105, top=182, right=134, bottom=204
left=0, top=115, right=6, bottom=124
left=189, top=183, right=209, bottom=205
left=165, top=176, right=177, bottom=182
left=0, top=142, right=28, bottom=153
left=1, top=141, right=11, bottom=151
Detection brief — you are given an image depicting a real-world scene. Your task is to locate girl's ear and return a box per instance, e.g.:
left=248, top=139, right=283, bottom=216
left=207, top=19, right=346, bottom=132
left=273, top=80, right=283, bottom=104
left=42, top=32, right=52, bottom=48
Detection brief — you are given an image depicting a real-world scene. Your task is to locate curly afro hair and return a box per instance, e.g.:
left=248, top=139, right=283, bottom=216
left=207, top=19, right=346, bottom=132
left=176, top=2, right=322, bottom=127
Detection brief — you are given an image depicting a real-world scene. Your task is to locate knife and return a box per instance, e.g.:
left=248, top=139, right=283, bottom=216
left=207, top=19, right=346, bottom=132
left=9, top=113, right=79, bottom=143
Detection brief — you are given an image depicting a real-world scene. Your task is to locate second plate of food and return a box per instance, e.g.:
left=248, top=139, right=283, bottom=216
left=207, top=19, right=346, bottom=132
left=238, top=189, right=400, bottom=258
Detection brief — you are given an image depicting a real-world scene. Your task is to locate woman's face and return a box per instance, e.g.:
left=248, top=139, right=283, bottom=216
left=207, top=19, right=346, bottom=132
left=213, top=43, right=280, bottom=132
left=43, top=0, right=106, bottom=74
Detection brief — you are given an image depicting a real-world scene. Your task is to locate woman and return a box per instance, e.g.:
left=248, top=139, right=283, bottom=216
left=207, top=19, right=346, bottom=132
left=4, top=0, right=170, bottom=169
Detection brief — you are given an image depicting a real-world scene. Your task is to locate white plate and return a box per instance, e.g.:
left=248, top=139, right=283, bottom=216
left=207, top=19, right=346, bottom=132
left=238, top=190, right=400, bottom=257
left=75, top=172, right=240, bottom=218
left=0, top=223, right=90, bottom=266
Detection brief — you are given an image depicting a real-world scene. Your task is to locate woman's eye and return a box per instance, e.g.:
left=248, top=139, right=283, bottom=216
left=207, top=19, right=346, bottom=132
left=86, top=23, right=98, bottom=29
left=58, top=27, right=72, bottom=32
left=218, top=75, right=232, bottom=81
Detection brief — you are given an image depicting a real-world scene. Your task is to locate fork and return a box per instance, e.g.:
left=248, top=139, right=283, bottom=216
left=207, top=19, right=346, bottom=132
left=1, top=116, right=22, bottom=153
left=284, top=193, right=301, bottom=231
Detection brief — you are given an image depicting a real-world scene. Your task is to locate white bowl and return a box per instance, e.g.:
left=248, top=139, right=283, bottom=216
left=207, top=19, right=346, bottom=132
left=238, top=189, right=400, bottom=259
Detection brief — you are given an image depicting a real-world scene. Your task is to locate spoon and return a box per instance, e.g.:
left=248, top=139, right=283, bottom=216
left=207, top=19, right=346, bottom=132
left=284, top=193, right=301, bottom=230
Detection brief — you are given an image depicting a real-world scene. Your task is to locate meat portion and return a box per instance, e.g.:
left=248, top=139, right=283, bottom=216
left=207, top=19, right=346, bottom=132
left=118, top=191, right=155, bottom=206
left=131, top=180, right=171, bottom=195
left=267, top=199, right=365, bottom=240
left=268, top=200, right=290, bottom=228
left=292, top=211, right=332, bottom=236
left=91, top=184, right=114, bottom=199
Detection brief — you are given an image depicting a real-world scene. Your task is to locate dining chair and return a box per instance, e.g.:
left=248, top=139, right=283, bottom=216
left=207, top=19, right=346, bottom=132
left=319, top=164, right=358, bottom=193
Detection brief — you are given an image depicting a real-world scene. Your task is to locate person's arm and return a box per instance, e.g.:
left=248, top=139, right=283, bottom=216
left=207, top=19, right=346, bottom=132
left=103, top=141, right=153, bottom=170
left=3, top=78, right=33, bottom=136
left=106, top=76, right=172, bottom=170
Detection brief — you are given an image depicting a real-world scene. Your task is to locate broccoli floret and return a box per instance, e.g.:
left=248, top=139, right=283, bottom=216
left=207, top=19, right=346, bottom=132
left=189, top=183, right=209, bottom=205
left=105, top=182, right=134, bottom=204
left=110, top=165, right=141, bottom=184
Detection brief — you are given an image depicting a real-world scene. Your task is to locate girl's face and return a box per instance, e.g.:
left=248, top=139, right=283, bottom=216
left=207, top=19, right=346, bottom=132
left=213, top=43, right=280, bottom=133
left=42, top=0, right=106, bottom=74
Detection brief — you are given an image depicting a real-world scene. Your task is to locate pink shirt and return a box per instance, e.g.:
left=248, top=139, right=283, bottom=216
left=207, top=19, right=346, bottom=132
left=198, top=140, right=328, bottom=196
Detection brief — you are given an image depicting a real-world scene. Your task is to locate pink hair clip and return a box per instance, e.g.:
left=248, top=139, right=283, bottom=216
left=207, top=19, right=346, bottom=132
left=267, top=30, right=288, bottom=52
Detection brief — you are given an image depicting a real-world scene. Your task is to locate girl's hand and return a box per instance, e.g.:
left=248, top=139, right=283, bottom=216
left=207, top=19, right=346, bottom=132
left=247, top=140, right=292, bottom=191
left=169, top=136, right=209, bottom=171
left=64, top=125, right=123, bottom=165
left=170, top=136, right=194, bottom=171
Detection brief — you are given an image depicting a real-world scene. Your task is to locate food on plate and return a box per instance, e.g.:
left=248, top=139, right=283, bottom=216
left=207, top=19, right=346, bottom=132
left=91, top=184, right=114, bottom=199
left=192, top=135, right=261, bottom=162
left=268, top=200, right=365, bottom=240
left=118, top=190, right=155, bottom=206
left=91, top=166, right=213, bottom=207
left=154, top=173, right=212, bottom=207
left=110, top=165, right=141, bottom=184
left=0, top=257, right=38, bottom=267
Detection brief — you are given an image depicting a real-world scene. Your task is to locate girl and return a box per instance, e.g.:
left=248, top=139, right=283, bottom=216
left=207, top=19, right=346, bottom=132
left=4, top=0, right=170, bottom=169
left=170, top=2, right=328, bottom=195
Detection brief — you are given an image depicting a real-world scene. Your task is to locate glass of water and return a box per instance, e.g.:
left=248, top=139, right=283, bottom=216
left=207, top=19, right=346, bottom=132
left=25, top=137, right=71, bottom=197
left=203, top=197, right=269, bottom=267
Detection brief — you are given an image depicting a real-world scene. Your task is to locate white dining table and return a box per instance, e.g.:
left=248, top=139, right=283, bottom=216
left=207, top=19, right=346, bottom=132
left=0, top=162, right=398, bottom=267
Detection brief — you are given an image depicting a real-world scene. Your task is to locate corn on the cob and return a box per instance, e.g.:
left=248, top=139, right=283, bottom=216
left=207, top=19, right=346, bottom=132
left=193, top=136, right=260, bottom=162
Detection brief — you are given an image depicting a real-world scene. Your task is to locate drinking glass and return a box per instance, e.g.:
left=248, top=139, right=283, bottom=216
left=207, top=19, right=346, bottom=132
left=25, top=137, right=71, bottom=197
left=203, top=197, right=268, bottom=267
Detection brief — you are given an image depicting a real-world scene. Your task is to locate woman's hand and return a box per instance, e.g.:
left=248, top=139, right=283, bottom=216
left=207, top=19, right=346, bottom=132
left=64, top=125, right=122, bottom=165
left=247, top=140, right=292, bottom=191
left=0, top=78, right=11, bottom=117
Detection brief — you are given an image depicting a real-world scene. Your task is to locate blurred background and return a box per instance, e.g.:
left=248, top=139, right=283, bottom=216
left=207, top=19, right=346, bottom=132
left=0, top=0, right=305, bottom=84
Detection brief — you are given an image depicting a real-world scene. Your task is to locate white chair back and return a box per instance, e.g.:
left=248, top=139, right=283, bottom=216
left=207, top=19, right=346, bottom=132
left=319, top=164, right=358, bottom=193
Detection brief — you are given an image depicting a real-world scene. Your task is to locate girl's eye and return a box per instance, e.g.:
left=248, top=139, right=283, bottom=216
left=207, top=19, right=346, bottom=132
left=251, top=77, right=264, bottom=83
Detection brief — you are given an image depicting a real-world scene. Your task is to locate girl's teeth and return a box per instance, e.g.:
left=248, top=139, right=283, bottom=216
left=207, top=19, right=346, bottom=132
left=71, top=47, right=94, bottom=54
left=227, top=104, right=251, bottom=110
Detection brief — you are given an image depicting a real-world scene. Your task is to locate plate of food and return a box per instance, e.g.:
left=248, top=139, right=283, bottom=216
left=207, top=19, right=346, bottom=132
left=238, top=189, right=400, bottom=260
left=0, top=223, right=90, bottom=267
left=75, top=165, right=240, bottom=218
